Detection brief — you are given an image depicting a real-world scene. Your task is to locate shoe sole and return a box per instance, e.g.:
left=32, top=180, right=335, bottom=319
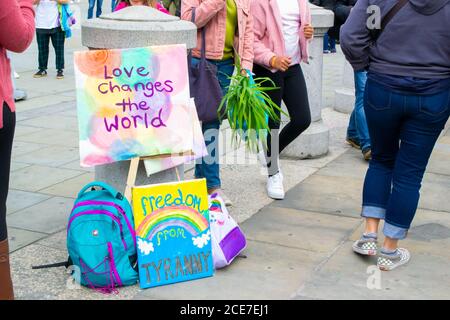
left=267, top=191, right=285, bottom=200
left=346, top=139, right=361, bottom=150
left=33, top=75, right=47, bottom=78
left=56, top=76, right=64, bottom=79
left=352, top=245, right=377, bottom=256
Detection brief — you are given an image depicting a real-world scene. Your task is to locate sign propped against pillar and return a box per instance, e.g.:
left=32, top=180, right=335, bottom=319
left=132, top=179, right=213, bottom=288
left=74, top=44, right=193, bottom=167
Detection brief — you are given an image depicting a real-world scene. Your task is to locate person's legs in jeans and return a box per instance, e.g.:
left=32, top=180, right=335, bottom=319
left=323, top=32, right=330, bottom=53
left=36, top=32, right=50, bottom=71
left=348, top=71, right=371, bottom=157
left=194, top=59, right=234, bottom=193
left=382, top=90, right=450, bottom=246
left=111, top=0, right=117, bottom=12
left=0, top=105, right=16, bottom=299
left=96, top=0, right=104, bottom=17
left=51, top=28, right=65, bottom=72
left=88, top=0, right=96, bottom=19
left=329, top=35, right=336, bottom=53
left=361, top=80, right=402, bottom=237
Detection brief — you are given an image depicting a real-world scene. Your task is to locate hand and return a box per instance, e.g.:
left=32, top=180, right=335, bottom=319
left=304, top=24, right=314, bottom=40
left=270, top=56, right=291, bottom=72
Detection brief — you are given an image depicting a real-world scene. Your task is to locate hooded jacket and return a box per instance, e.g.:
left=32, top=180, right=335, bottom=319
left=340, top=0, right=450, bottom=79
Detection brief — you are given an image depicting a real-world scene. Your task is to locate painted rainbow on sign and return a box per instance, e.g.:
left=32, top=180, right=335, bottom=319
left=136, top=206, right=209, bottom=241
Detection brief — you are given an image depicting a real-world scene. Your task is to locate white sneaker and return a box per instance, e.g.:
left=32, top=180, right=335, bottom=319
left=267, top=172, right=285, bottom=200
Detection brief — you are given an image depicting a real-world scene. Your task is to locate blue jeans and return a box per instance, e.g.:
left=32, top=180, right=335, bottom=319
left=111, top=0, right=116, bottom=12
left=347, top=71, right=371, bottom=151
left=192, top=58, right=234, bottom=190
left=362, top=78, right=450, bottom=239
left=88, top=0, right=103, bottom=19
left=323, top=32, right=336, bottom=52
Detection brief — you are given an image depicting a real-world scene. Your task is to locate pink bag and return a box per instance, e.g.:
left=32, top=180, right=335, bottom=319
left=209, top=193, right=247, bottom=269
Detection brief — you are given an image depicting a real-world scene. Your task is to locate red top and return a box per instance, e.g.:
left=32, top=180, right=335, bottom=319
left=0, top=0, right=35, bottom=129
left=114, top=2, right=170, bottom=14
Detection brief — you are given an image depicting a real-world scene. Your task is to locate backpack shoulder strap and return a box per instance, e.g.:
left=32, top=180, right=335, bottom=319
left=381, top=0, right=409, bottom=31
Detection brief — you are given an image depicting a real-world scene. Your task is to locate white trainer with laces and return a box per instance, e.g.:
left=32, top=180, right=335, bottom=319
left=267, top=172, right=285, bottom=200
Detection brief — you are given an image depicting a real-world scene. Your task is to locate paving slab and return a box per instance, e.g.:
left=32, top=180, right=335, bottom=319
left=211, top=160, right=317, bottom=223
left=9, top=165, right=84, bottom=192
left=6, top=189, right=51, bottom=215
left=18, top=114, right=79, bottom=132
left=11, top=140, right=48, bottom=158
left=318, top=149, right=368, bottom=180
left=270, top=173, right=364, bottom=218
left=15, top=94, right=75, bottom=113
left=14, top=145, right=80, bottom=167
left=242, top=206, right=361, bottom=254
left=419, top=173, right=450, bottom=213
left=7, top=197, right=76, bottom=234
left=16, top=128, right=80, bottom=148
left=7, top=227, right=48, bottom=253
left=135, top=240, right=323, bottom=300
left=427, top=148, right=450, bottom=177
left=294, top=239, right=450, bottom=300
left=13, top=125, right=45, bottom=138
left=40, top=173, right=94, bottom=198
left=11, top=244, right=74, bottom=300
left=10, top=161, right=31, bottom=172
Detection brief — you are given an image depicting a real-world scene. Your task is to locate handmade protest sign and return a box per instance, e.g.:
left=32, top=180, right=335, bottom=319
left=143, top=98, right=207, bottom=176
left=132, top=179, right=213, bottom=288
left=74, top=44, right=193, bottom=167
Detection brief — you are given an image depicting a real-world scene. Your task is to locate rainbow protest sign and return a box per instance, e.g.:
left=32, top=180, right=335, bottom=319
left=74, top=44, right=193, bottom=167
left=132, top=179, right=213, bottom=288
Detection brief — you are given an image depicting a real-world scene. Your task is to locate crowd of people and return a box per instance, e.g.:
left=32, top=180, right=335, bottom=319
left=1, top=0, right=450, bottom=300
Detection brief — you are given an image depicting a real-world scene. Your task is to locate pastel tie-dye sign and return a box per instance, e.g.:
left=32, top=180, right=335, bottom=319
left=74, top=44, right=193, bottom=167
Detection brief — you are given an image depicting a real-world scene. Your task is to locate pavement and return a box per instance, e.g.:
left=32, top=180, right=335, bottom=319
left=6, top=2, right=450, bottom=300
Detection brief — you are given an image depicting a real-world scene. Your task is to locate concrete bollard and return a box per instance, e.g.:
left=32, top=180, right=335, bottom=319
left=281, top=4, right=334, bottom=159
left=81, top=7, right=197, bottom=193
left=334, top=59, right=355, bottom=114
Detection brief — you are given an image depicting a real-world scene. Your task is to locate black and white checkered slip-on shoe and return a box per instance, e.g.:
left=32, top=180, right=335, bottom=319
left=352, top=237, right=378, bottom=256
left=377, top=248, right=411, bottom=271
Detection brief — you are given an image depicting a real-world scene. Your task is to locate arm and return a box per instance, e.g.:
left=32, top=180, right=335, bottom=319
left=250, top=1, right=275, bottom=68
left=0, top=0, right=35, bottom=53
left=340, top=0, right=371, bottom=71
left=181, top=0, right=226, bottom=28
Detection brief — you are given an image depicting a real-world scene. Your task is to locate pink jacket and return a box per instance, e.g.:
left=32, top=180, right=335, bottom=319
left=0, top=0, right=35, bottom=129
left=181, top=0, right=254, bottom=71
left=114, top=2, right=170, bottom=14
left=251, top=0, right=312, bottom=72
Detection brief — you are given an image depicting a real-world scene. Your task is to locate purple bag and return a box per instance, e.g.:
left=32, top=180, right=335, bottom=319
left=188, top=8, right=225, bottom=122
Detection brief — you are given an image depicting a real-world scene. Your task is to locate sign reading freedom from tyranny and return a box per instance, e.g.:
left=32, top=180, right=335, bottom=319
left=74, top=45, right=193, bottom=167
left=132, top=179, right=214, bottom=288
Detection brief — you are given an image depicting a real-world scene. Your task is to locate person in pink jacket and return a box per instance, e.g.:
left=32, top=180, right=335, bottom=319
left=251, top=0, right=314, bottom=200
left=114, top=0, right=170, bottom=13
left=0, top=0, right=35, bottom=300
left=181, top=0, right=254, bottom=207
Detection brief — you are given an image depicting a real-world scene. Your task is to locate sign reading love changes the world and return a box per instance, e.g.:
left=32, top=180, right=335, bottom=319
left=74, top=44, right=193, bottom=167
left=132, top=179, right=214, bottom=289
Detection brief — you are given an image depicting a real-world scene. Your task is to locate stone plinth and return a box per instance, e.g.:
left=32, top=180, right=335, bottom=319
left=334, top=58, right=355, bottom=114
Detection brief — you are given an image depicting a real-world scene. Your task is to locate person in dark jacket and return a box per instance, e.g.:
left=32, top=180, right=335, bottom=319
left=341, top=0, right=450, bottom=271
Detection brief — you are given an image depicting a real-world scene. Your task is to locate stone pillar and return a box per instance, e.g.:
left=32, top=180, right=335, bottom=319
left=281, top=5, right=334, bottom=159
left=81, top=7, right=197, bottom=193
left=333, top=59, right=355, bottom=114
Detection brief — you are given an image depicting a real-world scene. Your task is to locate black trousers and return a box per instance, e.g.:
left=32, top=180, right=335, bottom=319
left=253, top=64, right=312, bottom=176
left=0, top=104, right=15, bottom=241
left=36, top=28, right=66, bottom=71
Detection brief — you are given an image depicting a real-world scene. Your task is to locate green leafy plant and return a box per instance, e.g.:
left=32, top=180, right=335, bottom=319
left=218, top=57, right=288, bottom=153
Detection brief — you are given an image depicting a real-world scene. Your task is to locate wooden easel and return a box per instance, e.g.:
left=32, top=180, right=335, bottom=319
left=123, top=153, right=188, bottom=203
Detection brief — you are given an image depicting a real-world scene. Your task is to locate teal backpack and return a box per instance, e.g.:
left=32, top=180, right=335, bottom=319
left=66, top=182, right=138, bottom=293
